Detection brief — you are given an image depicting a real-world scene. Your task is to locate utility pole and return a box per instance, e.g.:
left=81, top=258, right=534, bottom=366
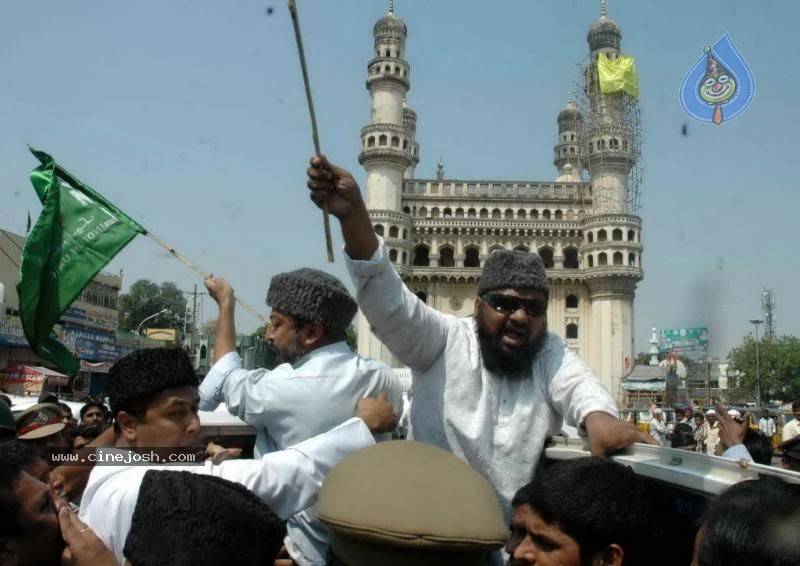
left=184, top=285, right=205, bottom=367
left=750, top=319, right=763, bottom=406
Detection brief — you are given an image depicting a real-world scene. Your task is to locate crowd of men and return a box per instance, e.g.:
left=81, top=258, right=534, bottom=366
left=0, top=155, right=799, bottom=565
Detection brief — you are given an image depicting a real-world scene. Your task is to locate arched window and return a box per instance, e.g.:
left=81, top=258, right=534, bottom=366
left=467, top=208, right=477, bottom=218
left=598, top=252, right=608, bottom=266
left=402, top=229, right=407, bottom=239
left=367, top=136, right=375, bottom=148
left=588, top=254, right=594, bottom=267
left=443, top=207, right=453, bottom=218
left=612, top=229, right=623, bottom=241
left=480, top=208, right=489, bottom=219
left=554, top=210, right=563, bottom=220
left=570, top=147, right=576, bottom=154
left=455, top=208, right=464, bottom=218
left=543, top=210, right=551, bottom=220
left=416, top=291, right=427, bottom=304
left=389, top=249, right=398, bottom=262
left=439, top=247, right=455, bottom=267
left=563, top=247, right=579, bottom=269
left=402, top=139, right=408, bottom=149
left=566, top=323, right=579, bottom=339
left=413, top=245, right=430, bottom=266
left=504, top=209, right=514, bottom=219
left=389, top=226, right=399, bottom=238
left=598, top=139, right=606, bottom=150
left=431, top=207, right=440, bottom=219
left=418, top=207, right=427, bottom=218
left=401, top=251, right=407, bottom=264
left=597, top=229, right=607, bottom=242
left=613, top=252, right=623, bottom=265
left=627, top=230, right=635, bottom=242
left=374, top=225, right=384, bottom=237
left=566, top=294, right=579, bottom=309
left=531, top=209, right=539, bottom=220
left=379, top=134, right=387, bottom=146
left=539, top=248, right=554, bottom=269
left=609, top=138, right=619, bottom=149
left=517, top=209, right=526, bottom=219
left=628, top=253, right=636, bottom=267
left=464, top=247, right=480, bottom=268
left=391, top=136, right=400, bottom=148
left=492, top=209, right=501, bottom=219
left=403, top=206, right=411, bottom=214
left=200, top=345, right=207, bottom=360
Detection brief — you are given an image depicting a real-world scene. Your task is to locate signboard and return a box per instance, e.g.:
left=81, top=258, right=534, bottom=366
left=0, top=320, right=28, bottom=347
left=61, top=306, right=119, bottom=333
left=658, top=327, right=709, bottom=359
left=59, top=327, right=121, bottom=362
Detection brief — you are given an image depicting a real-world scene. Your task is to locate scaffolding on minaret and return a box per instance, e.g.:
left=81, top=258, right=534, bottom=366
left=572, top=57, right=644, bottom=216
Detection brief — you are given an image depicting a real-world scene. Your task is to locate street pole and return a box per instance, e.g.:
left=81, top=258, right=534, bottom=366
left=750, top=319, right=763, bottom=406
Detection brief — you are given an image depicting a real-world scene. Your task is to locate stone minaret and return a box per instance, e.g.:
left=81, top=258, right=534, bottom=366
left=583, top=1, right=643, bottom=396
left=357, top=2, right=417, bottom=366
left=554, top=98, right=584, bottom=183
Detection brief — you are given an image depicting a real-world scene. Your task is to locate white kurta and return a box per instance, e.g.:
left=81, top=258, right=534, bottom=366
left=346, top=243, right=619, bottom=519
left=199, top=343, right=402, bottom=564
left=79, top=418, right=374, bottom=565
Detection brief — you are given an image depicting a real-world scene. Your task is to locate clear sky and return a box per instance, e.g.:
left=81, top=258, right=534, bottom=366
left=1, top=0, right=797, bottom=359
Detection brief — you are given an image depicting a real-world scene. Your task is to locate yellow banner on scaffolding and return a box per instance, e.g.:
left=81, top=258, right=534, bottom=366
left=598, top=53, right=639, bottom=98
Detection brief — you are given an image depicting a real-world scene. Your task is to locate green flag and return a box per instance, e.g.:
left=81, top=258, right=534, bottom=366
left=17, top=148, right=146, bottom=375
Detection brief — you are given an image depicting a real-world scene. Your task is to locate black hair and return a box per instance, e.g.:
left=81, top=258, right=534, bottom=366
left=743, top=430, right=774, bottom=466
left=528, top=457, right=652, bottom=565
left=694, top=412, right=705, bottom=421
left=511, top=482, right=532, bottom=509
left=696, top=476, right=800, bottom=566
left=73, top=424, right=102, bottom=442
left=792, top=400, right=800, bottom=411
left=671, top=423, right=696, bottom=449
left=0, top=440, right=44, bottom=536
left=79, top=400, right=107, bottom=420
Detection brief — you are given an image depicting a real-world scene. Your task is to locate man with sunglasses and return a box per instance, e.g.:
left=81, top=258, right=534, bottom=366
left=305, top=155, right=642, bottom=522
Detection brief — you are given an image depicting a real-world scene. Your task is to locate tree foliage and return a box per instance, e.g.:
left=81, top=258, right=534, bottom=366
left=728, top=335, right=800, bottom=402
left=118, top=280, right=187, bottom=334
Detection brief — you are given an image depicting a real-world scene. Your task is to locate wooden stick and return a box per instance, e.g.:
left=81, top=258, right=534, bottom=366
left=145, top=232, right=267, bottom=323
left=288, top=0, right=335, bottom=263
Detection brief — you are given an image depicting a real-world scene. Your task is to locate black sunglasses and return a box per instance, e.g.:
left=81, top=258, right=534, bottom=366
left=481, top=293, right=546, bottom=317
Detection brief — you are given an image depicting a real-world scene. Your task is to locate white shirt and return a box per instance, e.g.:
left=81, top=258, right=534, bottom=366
left=346, top=242, right=619, bottom=519
left=649, top=417, right=667, bottom=445
left=783, top=417, right=800, bottom=441
left=199, top=344, right=402, bottom=564
left=758, top=417, right=776, bottom=438
left=79, top=418, right=374, bottom=565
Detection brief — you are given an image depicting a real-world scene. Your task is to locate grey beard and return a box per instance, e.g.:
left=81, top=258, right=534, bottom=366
left=476, top=311, right=547, bottom=380
left=267, top=335, right=310, bottom=365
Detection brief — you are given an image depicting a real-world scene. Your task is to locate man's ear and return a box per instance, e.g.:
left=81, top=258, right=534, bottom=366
left=116, top=411, right=140, bottom=442
left=592, top=544, right=623, bottom=566
left=473, top=297, right=482, bottom=315
left=302, top=321, right=326, bottom=349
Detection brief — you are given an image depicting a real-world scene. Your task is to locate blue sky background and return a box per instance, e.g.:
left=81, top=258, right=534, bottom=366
left=1, top=0, right=797, bottom=358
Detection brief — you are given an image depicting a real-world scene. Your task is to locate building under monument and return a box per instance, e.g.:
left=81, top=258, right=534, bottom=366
left=357, top=2, right=643, bottom=399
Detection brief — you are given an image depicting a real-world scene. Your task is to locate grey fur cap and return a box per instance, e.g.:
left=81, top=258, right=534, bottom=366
left=477, top=250, right=550, bottom=297
left=267, top=268, right=357, bottom=332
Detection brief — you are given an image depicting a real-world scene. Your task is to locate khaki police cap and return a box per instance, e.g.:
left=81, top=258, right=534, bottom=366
left=317, top=441, right=507, bottom=566
left=15, top=403, right=65, bottom=440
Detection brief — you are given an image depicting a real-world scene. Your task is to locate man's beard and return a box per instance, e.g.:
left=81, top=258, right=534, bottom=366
left=267, top=333, right=310, bottom=365
left=476, top=306, right=547, bottom=379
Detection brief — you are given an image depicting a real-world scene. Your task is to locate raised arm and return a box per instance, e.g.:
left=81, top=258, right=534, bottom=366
left=306, top=154, right=378, bottom=260
left=204, top=275, right=237, bottom=362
